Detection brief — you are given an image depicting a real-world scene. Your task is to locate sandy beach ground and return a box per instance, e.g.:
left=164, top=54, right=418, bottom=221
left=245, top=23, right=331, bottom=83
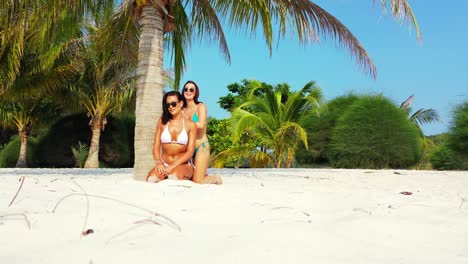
left=1, top=168, right=468, bottom=264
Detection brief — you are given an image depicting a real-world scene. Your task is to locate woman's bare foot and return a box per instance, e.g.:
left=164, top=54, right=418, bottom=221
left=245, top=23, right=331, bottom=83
left=203, top=174, right=223, bottom=185
left=147, top=175, right=159, bottom=183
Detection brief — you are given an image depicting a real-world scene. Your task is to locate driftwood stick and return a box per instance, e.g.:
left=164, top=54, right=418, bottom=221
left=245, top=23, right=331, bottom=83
left=8, top=176, right=25, bottom=207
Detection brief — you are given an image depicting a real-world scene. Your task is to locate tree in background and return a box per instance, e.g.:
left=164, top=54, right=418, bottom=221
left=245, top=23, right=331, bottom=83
left=66, top=10, right=137, bottom=168
left=0, top=5, right=76, bottom=167
left=228, top=80, right=322, bottom=168
left=400, top=94, right=441, bottom=130
left=400, top=94, right=441, bottom=169
left=1, top=1, right=421, bottom=177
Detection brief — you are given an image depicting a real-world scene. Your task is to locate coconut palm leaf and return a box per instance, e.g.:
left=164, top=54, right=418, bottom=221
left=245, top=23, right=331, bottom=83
left=410, top=108, right=441, bottom=127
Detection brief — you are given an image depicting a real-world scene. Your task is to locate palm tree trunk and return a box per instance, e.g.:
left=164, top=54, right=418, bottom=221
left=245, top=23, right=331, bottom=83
left=84, top=118, right=102, bottom=168
left=134, top=5, right=165, bottom=180
left=15, top=130, right=28, bottom=168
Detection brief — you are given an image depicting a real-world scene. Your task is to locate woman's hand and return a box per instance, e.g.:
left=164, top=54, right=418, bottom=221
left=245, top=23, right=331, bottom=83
left=163, top=164, right=175, bottom=175
left=155, top=161, right=165, bottom=176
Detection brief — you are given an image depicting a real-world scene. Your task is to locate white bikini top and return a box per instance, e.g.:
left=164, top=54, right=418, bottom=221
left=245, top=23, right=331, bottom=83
left=160, top=119, right=188, bottom=145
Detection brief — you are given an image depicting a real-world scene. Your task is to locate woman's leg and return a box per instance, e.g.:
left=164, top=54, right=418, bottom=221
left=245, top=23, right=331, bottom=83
left=170, top=163, right=194, bottom=180
left=192, top=143, right=222, bottom=184
left=192, top=143, right=210, bottom=183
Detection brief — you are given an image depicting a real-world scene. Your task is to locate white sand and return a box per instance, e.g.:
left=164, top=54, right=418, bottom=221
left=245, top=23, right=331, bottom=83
left=1, top=168, right=468, bottom=264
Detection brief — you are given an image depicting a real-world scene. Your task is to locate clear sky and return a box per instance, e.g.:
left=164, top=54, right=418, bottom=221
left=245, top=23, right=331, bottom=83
left=168, top=0, right=468, bottom=136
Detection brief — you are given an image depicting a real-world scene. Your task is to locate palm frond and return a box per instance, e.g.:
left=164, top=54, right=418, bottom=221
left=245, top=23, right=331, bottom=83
left=168, top=1, right=191, bottom=89
left=410, top=108, right=441, bottom=127
left=376, top=0, right=421, bottom=40
left=400, top=94, right=414, bottom=112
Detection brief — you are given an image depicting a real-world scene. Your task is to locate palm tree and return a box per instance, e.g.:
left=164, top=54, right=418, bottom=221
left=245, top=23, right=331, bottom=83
left=228, top=80, right=322, bottom=168
left=0, top=97, right=61, bottom=167
left=67, top=15, right=137, bottom=168
left=400, top=94, right=441, bottom=130
left=0, top=5, right=77, bottom=167
left=1, top=0, right=421, bottom=178
left=400, top=94, right=441, bottom=169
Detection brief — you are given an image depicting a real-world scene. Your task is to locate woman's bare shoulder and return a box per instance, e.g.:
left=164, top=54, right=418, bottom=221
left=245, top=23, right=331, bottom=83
left=197, top=102, right=207, bottom=110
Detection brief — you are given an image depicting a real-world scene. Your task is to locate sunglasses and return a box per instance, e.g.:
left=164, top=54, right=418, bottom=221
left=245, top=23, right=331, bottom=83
left=183, top=88, right=195, bottom=93
left=165, top=101, right=179, bottom=108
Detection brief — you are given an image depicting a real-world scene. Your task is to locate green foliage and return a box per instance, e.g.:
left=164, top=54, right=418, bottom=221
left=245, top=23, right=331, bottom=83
left=230, top=80, right=322, bottom=168
left=208, top=118, right=257, bottom=168
left=430, top=143, right=464, bottom=170
left=35, top=113, right=133, bottom=168
left=296, top=93, right=360, bottom=165
left=328, top=95, right=422, bottom=169
left=218, top=80, right=305, bottom=112
left=71, top=141, right=89, bottom=168
left=0, top=135, right=39, bottom=168
left=430, top=101, right=468, bottom=170
left=447, top=101, right=468, bottom=157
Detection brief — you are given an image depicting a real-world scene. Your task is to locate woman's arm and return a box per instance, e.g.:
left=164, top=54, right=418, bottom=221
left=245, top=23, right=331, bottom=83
left=194, top=103, right=208, bottom=130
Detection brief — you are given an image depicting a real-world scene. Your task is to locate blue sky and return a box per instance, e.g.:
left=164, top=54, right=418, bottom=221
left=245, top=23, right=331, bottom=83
left=169, top=0, right=468, bottom=136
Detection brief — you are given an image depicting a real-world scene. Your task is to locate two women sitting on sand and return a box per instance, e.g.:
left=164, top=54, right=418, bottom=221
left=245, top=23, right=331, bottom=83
left=146, top=89, right=222, bottom=184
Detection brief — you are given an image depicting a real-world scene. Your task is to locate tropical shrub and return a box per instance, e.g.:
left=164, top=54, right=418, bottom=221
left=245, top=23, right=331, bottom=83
left=430, top=101, right=468, bottom=170
left=71, top=141, right=89, bottom=168
left=296, top=93, right=360, bottom=165
left=447, top=101, right=468, bottom=158
left=430, top=144, right=463, bottom=170
left=328, top=95, right=422, bottom=169
left=0, top=135, right=39, bottom=168
left=35, top=113, right=132, bottom=168
left=208, top=118, right=258, bottom=168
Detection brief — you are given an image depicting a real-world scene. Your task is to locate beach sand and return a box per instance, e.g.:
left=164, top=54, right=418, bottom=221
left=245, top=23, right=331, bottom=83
left=1, top=168, right=468, bottom=264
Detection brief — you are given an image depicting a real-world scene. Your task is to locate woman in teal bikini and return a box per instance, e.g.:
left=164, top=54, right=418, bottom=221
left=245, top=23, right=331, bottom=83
left=147, top=91, right=197, bottom=182
left=182, top=81, right=222, bottom=184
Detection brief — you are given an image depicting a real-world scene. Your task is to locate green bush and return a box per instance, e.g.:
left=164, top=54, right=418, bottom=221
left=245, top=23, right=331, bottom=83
left=296, top=93, right=360, bottom=165
left=430, top=100, right=468, bottom=170
left=448, top=101, right=468, bottom=157
left=328, top=95, right=422, bottom=169
left=0, top=135, right=39, bottom=168
left=35, top=113, right=133, bottom=168
left=430, top=143, right=463, bottom=170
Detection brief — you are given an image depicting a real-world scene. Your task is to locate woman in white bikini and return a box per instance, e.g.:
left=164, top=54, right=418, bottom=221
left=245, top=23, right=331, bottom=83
left=181, top=81, right=222, bottom=184
left=147, top=91, right=197, bottom=182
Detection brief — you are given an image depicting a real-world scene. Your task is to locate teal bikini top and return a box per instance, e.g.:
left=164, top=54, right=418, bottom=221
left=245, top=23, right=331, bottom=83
left=192, top=113, right=199, bottom=122
left=192, top=104, right=199, bottom=122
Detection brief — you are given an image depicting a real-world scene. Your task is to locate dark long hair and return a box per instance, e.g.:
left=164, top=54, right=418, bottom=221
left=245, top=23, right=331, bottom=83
left=181, top=80, right=202, bottom=105
left=161, top=91, right=184, bottom=125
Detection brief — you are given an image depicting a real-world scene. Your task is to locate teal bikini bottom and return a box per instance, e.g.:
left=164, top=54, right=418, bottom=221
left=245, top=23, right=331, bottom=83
left=193, top=142, right=209, bottom=159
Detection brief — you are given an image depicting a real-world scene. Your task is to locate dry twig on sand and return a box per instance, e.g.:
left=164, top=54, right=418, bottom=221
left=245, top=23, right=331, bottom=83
left=0, top=213, right=31, bottom=229
left=52, top=193, right=181, bottom=232
left=106, top=218, right=165, bottom=244
left=8, top=176, right=25, bottom=207
left=458, top=194, right=466, bottom=209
